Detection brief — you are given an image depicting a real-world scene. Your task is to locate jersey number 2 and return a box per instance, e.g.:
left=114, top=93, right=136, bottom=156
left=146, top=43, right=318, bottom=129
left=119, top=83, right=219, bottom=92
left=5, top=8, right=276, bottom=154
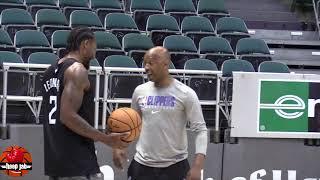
left=49, top=96, right=57, bottom=124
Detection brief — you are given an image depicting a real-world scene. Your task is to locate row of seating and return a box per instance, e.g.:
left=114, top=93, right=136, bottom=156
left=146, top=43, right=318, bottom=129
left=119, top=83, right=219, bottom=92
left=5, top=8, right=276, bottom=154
left=0, top=0, right=229, bottom=29
left=0, top=28, right=271, bottom=70
left=0, top=8, right=246, bottom=45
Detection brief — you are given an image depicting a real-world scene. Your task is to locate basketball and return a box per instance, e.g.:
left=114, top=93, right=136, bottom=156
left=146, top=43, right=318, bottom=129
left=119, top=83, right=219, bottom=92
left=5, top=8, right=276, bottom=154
left=107, top=107, right=142, bottom=142
left=0, top=146, right=32, bottom=177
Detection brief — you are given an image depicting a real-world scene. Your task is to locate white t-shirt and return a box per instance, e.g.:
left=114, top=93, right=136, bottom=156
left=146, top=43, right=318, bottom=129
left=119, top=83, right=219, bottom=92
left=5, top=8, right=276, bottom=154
left=131, top=79, right=208, bottom=167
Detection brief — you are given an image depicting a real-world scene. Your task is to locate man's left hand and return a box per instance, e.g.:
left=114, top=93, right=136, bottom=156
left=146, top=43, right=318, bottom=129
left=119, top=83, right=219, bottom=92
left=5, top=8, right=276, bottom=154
left=186, top=166, right=201, bottom=180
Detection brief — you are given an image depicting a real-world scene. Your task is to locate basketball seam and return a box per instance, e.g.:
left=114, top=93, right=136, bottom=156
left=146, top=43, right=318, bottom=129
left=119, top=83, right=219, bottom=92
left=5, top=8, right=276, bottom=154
left=120, top=108, right=136, bottom=142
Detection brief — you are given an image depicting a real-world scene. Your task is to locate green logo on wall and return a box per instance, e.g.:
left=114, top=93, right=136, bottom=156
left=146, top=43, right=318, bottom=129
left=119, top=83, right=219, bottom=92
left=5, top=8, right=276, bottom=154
left=259, top=81, right=320, bottom=132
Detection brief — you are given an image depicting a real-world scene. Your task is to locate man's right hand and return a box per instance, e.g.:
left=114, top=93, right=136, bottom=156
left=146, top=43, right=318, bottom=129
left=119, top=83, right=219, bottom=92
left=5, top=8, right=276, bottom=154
left=101, top=132, right=130, bottom=149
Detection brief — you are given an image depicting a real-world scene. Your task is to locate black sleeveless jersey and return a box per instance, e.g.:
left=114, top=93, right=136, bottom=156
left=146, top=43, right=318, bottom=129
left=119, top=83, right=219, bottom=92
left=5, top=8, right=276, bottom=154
left=41, top=58, right=99, bottom=177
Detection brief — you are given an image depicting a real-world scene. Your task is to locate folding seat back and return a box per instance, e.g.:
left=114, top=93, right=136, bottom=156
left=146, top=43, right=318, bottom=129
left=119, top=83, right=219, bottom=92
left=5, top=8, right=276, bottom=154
left=1, top=8, right=36, bottom=40
left=184, top=58, right=218, bottom=101
left=236, top=38, right=272, bottom=71
left=36, top=9, right=70, bottom=40
left=104, top=55, right=144, bottom=99
left=163, top=35, right=199, bottom=69
left=258, top=61, right=290, bottom=73
left=51, top=30, right=70, bottom=58
left=216, top=17, right=250, bottom=51
left=14, top=30, right=52, bottom=62
left=70, top=10, right=103, bottom=31
left=164, top=0, right=196, bottom=25
left=94, top=31, right=125, bottom=65
left=0, top=29, right=15, bottom=51
left=91, top=0, right=123, bottom=23
left=181, top=16, right=215, bottom=48
left=130, top=0, right=163, bottom=30
left=199, top=36, right=235, bottom=69
left=146, top=14, right=180, bottom=46
left=123, top=33, right=154, bottom=67
left=104, top=13, right=140, bottom=43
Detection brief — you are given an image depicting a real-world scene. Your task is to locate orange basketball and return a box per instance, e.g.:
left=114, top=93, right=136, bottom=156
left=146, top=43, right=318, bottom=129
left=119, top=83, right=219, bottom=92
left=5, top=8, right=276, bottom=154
left=0, top=145, right=32, bottom=177
left=107, top=107, right=142, bottom=142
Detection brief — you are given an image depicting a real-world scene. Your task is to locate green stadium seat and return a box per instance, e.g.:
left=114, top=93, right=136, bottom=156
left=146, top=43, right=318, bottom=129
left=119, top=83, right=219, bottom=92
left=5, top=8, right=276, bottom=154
left=51, top=30, right=70, bottom=58
left=164, top=0, right=196, bottom=26
left=0, top=29, right=15, bottom=52
left=146, top=14, right=181, bottom=46
left=258, top=61, right=290, bottom=73
left=94, top=31, right=125, bottom=65
left=197, top=0, right=229, bottom=25
left=123, top=33, right=154, bottom=67
left=90, top=0, right=124, bottom=23
left=181, top=16, right=216, bottom=49
left=1, top=8, right=36, bottom=40
left=199, top=36, right=235, bottom=69
left=104, top=13, right=140, bottom=43
left=14, top=30, right=53, bottom=62
left=163, top=35, right=199, bottom=69
left=36, top=9, right=71, bottom=40
left=216, top=17, right=250, bottom=51
left=70, top=10, right=104, bottom=31
left=104, top=55, right=144, bottom=99
left=236, top=38, right=272, bottom=71
left=130, top=0, right=163, bottom=30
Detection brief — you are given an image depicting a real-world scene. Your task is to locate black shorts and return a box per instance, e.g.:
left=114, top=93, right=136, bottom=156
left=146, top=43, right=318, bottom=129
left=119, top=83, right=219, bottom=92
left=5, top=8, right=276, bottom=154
left=128, top=159, right=190, bottom=180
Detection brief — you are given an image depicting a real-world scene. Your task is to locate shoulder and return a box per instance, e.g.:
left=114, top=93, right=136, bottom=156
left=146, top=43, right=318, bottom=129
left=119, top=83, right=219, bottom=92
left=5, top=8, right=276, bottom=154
left=173, top=79, right=197, bottom=96
left=134, top=81, right=153, bottom=93
left=65, top=62, right=88, bottom=80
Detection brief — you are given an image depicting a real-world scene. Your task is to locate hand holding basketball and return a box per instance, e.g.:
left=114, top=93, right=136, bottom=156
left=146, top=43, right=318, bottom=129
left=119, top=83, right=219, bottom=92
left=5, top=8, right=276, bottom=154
left=107, top=108, right=142, bottom=143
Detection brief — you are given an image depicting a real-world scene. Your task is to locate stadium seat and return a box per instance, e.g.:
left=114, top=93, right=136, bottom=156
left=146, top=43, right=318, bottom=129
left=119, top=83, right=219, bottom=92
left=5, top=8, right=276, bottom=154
left=130, top=0, right=163, bottom=30
left=36, top=9, right=71, bottom=40
left=70, top=10, right=104, bottom=31
left=59, top=0, right=91, bottom=21
left=123, top=33, right=154, bottom=67
left=197, top=0, right=229, bottom=25
left=236, top=38, right=272, bottom=71
left=0, top=0, right=26, bottom=14
left=146, top=14, right=181, bottom=46
left=184, top=58, right=218, bottom=70
left=94, top=31, right=125, bottom=65
left=0, top=51, right=30, bottom=123
left=184, top=58, right=218, bottom=101
left=163, top=35, right=199, bottom=69
left=27, top=52, right=58, bottom=97
left=1, top=8, right=37, bottom=40
left=0, top=29, right=16, bottom=52
left=181, top=16, right=216, bottom=49
left=216, top=17, right=250, bottom=51
left=221, top=59, right=255, bottom=121
left=104, top=55, right=144, bottom=99
left=28, top=52, right=58, bottom=65
left=90, top=0, right=124, bottom=23
left=51, top=30, right=70, bottom=58
left=25, top=0, right=59, bottom=19
left=90, top=58, right=100, bottom=67
left=164, top=0, right=196, bottom=26
left=0, top=51, right=26, bottom=96
left=105, top=13, right=140, bottom=43
left=199, top=36, right=235, bottom=69
left=258, top=61, right=290, bottom=73
left=14, top=30, right=53, bottom=62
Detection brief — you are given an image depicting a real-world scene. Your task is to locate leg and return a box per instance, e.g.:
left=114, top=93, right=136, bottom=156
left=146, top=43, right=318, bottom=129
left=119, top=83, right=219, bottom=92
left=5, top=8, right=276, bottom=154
left=127, top=159, right=157, bottom=180
left=159, top=159, right=190, bottom=180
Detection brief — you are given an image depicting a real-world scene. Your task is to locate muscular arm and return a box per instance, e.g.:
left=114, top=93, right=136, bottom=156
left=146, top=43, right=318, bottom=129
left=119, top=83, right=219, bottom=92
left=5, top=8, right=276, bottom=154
left=60, top=63, right=106, bottom=142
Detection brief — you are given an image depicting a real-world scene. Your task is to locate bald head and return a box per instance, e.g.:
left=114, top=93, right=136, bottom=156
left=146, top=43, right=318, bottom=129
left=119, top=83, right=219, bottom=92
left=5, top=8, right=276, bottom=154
left=144, top=46, right=170, bottom=65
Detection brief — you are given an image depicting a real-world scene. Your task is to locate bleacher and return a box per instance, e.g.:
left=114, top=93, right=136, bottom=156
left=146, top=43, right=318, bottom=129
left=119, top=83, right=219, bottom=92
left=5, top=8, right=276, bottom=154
left=0, top=0, right=320, bottom=130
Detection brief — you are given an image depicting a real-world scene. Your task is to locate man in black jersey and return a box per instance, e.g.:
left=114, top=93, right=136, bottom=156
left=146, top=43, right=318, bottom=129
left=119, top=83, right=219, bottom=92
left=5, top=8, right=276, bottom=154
left=41, top=27, right=128, bottom=180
